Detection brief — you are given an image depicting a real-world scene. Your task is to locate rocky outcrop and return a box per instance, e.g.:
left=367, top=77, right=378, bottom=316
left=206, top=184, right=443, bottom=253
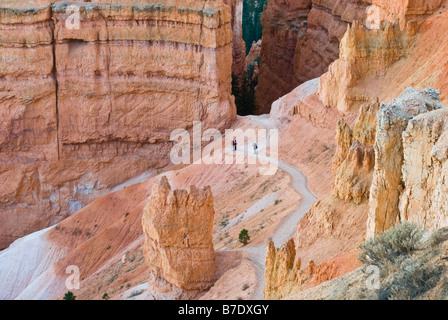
left=0, top=0, right=236, bottom=249
left=246, top=39, right=262, bottom=67
left=319, top=20, right=417, bottom=113
left=255, top=0, right=312, bottom=114
left=255, top=0, right=445, bottom=114
left=255, top=0, right=369, bottom=114
left=264, top=237, right=362, bottom=300
left=142, top=176, right=216, bottom=291
left=373, top=0, right=443, bottom=28
left=333, top=102, right=378, bottom=204
left=367, top=88, right=445, bottom=237
left=264, top=238, right=305, bottom=300
left=399, top=108, right=448, bottom=230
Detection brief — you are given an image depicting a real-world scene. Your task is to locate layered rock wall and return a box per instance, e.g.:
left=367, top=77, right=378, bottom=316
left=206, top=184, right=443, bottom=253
left=223, top=0, right=246, bottom=86
left=372, top=0, right=443, bottom=28
left=142, top=176, right=216, bottom=291
left=0, top=0, right=236, bottom=249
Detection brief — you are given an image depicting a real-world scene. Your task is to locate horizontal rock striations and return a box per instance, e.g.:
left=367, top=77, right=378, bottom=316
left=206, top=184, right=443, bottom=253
left=0, top=0, right=236, bottom=249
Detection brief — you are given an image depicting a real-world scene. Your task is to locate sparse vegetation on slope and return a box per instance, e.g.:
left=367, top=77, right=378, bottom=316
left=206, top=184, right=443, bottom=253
left=356, top=223, right=448, bottom=300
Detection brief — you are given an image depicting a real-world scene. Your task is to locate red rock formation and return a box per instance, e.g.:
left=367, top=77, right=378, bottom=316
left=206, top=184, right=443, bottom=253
left=246, top=39, right=262, bottom=67
left=142, top=176, right=216, bottom=291
left=372, top=0, right=443, bottom=28
left=255, top=0, right=445, bottom=114
left=255, top=0, right=312, bottom=114
left=0, top=0, right=236, bottom=250
left=400, top=107, right=448, bottom=230
left=264, top=237, right=362, bottom=299
left=255, top=0, right=370, bottom=114
left=333, top=103, right=378, bottom=204
left=367, top=88, right=444, bottom=237
left=319, top=20, right=417, bottom=113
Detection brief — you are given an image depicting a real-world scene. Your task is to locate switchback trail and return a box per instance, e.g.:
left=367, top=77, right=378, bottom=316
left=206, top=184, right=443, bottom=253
left=229, top=115, right=318, bottom=300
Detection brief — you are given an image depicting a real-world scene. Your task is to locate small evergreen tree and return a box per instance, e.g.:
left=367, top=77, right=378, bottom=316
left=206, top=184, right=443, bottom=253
left=102, top=293, right=110, bottom=300
left=239, top=229, right=250, bottom=245
left=63, top=291, right=76, bottom=300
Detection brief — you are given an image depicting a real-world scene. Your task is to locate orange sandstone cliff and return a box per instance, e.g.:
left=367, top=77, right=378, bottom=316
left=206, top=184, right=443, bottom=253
left=0, top=0, right=237, bottom=250
left=255, top=0, right=446, bottom=114
left=255, top=0, right=370, bottom=114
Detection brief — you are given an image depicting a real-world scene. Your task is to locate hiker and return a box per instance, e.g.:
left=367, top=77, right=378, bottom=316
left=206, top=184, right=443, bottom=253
left=232, top=137, right=237, bottom=151
left=253, top=143, right=258, bottom=155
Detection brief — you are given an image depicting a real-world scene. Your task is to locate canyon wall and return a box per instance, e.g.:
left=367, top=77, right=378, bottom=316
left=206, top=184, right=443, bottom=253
left=255, top=0, right=370, bottom=114
left=255, top=0, right=445, bottom=114
left=0, top=0, right=236, bottom=250
left=263, top=1, right=448, bottom=298
left=333, top=102, right=378, bottom=204
left=142, top=176, right=216, bottom=292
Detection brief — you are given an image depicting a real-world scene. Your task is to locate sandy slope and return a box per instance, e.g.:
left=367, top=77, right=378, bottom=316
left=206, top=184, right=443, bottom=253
left=0, top=114, right=313, bottom=300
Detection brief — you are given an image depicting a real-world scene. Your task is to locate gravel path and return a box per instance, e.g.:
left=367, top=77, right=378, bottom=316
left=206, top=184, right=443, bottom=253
left=230, top=115, right=318, bottom=300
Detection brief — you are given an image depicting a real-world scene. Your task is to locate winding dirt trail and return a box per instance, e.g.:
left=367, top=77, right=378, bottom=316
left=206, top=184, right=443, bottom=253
left=229, top=115, right=318, bottom=300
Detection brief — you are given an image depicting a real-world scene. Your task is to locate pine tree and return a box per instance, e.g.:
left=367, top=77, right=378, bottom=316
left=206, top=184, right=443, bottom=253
left=63, top=291, right=76, bottom=300
left=239, top=229, right=250, bottom=245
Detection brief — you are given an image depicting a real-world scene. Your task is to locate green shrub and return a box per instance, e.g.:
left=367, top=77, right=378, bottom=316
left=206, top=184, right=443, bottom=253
left=63, top=291, right=76, bottom=300
left=239, top=229, right=250, bottom=245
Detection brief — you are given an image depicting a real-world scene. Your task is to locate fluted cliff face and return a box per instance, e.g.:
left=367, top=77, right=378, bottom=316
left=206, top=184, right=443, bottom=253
left=400, top=108, right=448, bottom=230
left=223, top=0, right=246, bottom=87
left=0, top=0, right=236, bottom=250
left=372, top=0, right=443, bottom=28
left=142, top=177, right=216, bottom=291
left=255, top=0, right=312, bottom=114
left=367, top=88, right=445, bottom=237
